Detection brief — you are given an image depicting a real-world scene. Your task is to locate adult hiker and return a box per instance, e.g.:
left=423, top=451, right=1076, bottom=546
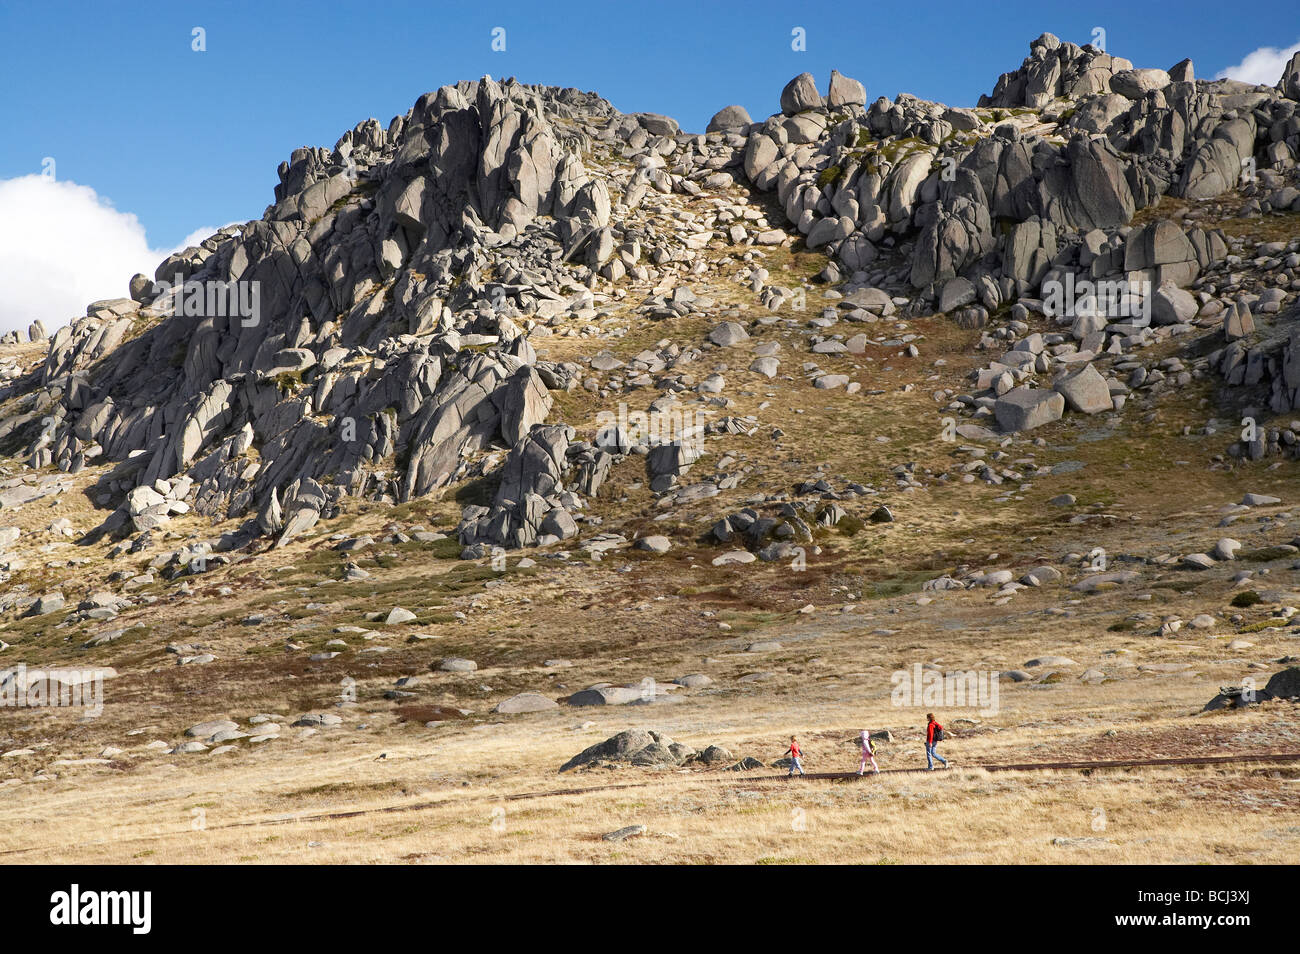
left=925, top=713, right=949, bottom=770
left=858, top=729, right=880, bottom=776
left=785, top=736, right=806, bottom=777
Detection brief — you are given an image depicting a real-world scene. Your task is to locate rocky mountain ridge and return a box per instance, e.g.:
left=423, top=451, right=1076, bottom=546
left=2, top=32, right=1300, bottom=569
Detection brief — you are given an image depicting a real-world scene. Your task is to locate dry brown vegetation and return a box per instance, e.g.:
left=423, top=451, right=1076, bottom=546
left=1, top=178, right=1298, bottom=864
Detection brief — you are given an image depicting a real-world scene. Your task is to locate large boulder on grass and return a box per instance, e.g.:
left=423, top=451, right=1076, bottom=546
left=1053, top=364, right=1113, bottom=414
left=560, top=728, right=687, bottom=771
left=994, top=387, right=1065, bottom=432
left=494, top=692, right=560, bottom=714
left=1264, top=666, right=1300, bottom=700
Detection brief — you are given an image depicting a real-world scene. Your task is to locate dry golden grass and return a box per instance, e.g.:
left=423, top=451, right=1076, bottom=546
left=1, top=541, right=1297, bottom=864
left=0, top=674, right=1294, bottom=864
left=1, top=182, right=1299, bottom=864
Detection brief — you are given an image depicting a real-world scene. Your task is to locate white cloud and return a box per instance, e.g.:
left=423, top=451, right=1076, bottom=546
left=1216, top=39, right=1300, bottom=85
left=0, top=174, right=231, bottom=337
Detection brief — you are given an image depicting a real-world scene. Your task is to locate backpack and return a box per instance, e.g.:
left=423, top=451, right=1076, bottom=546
left=932, top=724, right=945, bottom=743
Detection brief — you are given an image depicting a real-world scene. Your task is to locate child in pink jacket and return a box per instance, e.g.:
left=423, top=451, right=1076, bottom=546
left=858, top=729, right=879, bottom=775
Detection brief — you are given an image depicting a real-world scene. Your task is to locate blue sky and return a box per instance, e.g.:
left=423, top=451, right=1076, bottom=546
left=0, top=0, right=1297, bottom=330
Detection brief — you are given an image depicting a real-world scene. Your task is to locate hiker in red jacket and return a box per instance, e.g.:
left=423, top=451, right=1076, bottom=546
left=925, top=713, right=949, bottom=770
left=785, top=736, right=806, bottom=777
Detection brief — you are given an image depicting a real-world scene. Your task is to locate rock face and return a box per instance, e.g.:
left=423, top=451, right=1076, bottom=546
left=1283, top=51, right=1300, bottom=101
left=456, top=424, right=573, bottom=549
left=13, top=34, right=1300, bottom=558
left=18, top=78, right=634, bottom=550
left=731, top=27, right=1292, bottom=313
left=982, top=34, right=1135, bottom=109
left=1176, top=115, right=1256, bottom=200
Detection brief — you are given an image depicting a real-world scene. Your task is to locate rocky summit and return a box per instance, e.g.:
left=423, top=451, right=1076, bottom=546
left=9, top=42, right=1300, bottom=551
left=1, top=32, right=1299, bottom=868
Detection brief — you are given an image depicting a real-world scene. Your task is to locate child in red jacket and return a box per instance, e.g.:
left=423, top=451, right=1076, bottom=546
left=785, top=736, right=806, bottom=777
left=925, top=713, right=949, bottom=770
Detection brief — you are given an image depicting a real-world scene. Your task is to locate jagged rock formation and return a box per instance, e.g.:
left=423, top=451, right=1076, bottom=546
left=981, top=34, right=1138, bottom=109
left=5, top=33, right=1300, bottom=551
left=16, top=78, right=626, bottom=539
left=735, top=32, right=1298, bottom=317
